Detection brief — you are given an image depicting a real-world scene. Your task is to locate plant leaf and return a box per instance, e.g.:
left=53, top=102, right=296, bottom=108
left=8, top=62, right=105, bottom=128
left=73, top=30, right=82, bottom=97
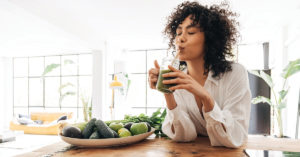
left=59, top=91, right=76, bottom=104
left=42, top=64, right=60, bottom=76
left=64, top=59, right=74, bottom=65
left=281, top=59, right=300, bottom=79
left=251, top=96, right=273, bottom=106
left=249, top=70, right=273, bottom=88
left=259, top=70, right=274, bottom=88
left=283, top=65, right=300, bottom=79
left=151, top=108, right=161, bottom=119
left=278, top=101, right=286, bottom=109
left=160, top=108, right=167, bottom=118
left=248, top=70, right=260, bottom=77
left=279, top=90, right=288, bottom=100
left=58, top=83, right=74, bottom=92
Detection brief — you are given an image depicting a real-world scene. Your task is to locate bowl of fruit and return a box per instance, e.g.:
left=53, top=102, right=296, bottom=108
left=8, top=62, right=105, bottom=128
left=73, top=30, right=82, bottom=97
left=59, top=118, right=155, bottom=147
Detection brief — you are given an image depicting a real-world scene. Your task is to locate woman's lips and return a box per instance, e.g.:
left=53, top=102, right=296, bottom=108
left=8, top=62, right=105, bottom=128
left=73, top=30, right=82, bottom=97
left=178, top=47, right=185, bottom=53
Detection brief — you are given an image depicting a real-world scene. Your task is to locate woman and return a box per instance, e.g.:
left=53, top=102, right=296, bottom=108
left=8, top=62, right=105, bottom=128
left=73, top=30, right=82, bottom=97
left=148, top=1, right=251, bottom=148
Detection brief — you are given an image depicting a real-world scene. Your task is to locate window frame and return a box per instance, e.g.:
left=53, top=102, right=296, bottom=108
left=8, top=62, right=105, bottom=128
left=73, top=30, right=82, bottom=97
left=12, top=53, right=93, bottom=119
left=108, top=49, right=168, bottom=115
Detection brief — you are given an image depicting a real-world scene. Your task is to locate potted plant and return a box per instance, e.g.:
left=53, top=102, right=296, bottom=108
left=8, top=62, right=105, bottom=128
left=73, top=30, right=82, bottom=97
left=80, top=93, right=92, bottom=122
left=250, top=58, right=300, bottom=138
left=41, top=60, right=76, bottom=107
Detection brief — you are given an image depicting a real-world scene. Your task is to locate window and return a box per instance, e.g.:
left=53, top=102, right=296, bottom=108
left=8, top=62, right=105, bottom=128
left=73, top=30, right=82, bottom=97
left=107, top=49, right=168, bottom=118
left=12, top=53, right=93, bottom=120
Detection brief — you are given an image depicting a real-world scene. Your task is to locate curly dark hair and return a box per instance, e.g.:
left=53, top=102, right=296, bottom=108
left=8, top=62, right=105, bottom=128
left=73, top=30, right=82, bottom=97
left=164, top=1, right=239, bottom=78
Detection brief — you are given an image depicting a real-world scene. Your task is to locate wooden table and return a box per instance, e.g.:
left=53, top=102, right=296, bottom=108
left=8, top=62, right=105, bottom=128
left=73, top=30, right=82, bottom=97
left=17, top=135, right=300, bottom=157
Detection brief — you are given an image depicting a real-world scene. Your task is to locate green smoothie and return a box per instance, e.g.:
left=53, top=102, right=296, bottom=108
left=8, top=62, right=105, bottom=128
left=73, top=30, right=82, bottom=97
left=156, top=69, right=176, bottom=93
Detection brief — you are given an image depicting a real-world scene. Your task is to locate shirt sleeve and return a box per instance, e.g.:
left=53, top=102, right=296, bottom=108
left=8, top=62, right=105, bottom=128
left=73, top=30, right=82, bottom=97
left=203, top=65, right=251, bottom=148
left=162, top=91, right=197, bottom=142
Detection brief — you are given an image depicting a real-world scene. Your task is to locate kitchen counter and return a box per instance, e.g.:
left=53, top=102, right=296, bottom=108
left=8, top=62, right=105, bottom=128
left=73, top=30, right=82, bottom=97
left=16, top=135, right=300, bottom=157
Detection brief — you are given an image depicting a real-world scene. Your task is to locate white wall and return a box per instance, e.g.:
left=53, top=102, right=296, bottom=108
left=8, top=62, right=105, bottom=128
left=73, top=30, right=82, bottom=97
left=267, top=23, right=300, bottom=137
left=285, top=34, right=300, bottom=138
left=92, top=49, right=106, bottom=120
left=0, top=0, right=92, bottom=57
left=0, top=57, right=13, bottom=132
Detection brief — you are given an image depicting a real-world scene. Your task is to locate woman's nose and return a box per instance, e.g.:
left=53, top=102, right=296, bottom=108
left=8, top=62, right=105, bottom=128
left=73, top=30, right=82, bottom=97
left=178, top=34, right=186, bottom=43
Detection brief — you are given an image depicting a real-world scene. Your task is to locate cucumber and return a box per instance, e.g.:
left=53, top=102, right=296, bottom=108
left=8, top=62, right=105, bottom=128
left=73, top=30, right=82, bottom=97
left=95, top=119, right=114, bottom=138
left=89, top=131, right=100, bottom=139
left=82, top=118, right=96, bottom=139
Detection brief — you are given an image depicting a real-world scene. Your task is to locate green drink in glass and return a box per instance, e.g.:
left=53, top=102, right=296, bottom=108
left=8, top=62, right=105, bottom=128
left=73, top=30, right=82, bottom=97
left=156, top=55, right=179, bottom=93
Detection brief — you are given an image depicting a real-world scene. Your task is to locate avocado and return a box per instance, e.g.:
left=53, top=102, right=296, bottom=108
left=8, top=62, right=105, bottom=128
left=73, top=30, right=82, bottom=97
left=89, top=131, right=100, bottom=139
left=112, top=130, right=119, bottom=138
left=62, top=126, right=82, bottom=138
left=95, top=120, right=114, bottom=138
left=82, top=118, right=96, bottom=139
left=124, top=122, right=134, bottom=130
left=145, top=122, right=151, bottom=132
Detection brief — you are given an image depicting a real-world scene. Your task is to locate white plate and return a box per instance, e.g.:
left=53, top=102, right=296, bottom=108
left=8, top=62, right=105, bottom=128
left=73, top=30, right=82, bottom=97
left=59, top=128, right=155, bottom=147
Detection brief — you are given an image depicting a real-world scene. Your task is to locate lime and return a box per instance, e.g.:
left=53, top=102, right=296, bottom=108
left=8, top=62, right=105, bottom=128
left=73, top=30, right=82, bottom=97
left=130, top=122, right=148, bottom=135
left=109, top=122, right=124, bottom=132
left=118, top=128, right=132, bottom=138
left=71, top=122, right=87, bottom=132
left=118, top=128, right=128, bottom=135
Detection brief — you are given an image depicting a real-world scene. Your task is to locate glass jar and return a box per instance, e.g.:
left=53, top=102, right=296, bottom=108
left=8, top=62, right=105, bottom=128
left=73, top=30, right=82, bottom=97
left=156, top=55, right=179, bottom=93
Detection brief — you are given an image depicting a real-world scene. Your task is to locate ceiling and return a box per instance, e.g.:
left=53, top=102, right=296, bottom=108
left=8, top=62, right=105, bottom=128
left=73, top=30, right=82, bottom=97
left=1, top=0, right=300, bottom=57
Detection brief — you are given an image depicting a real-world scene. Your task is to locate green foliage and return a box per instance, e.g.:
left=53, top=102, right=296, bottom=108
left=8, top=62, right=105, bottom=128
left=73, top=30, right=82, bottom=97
left=81, top=94, right=92, bottom=122
left=64, top=59, right=74, bottom=65
left=281, top=59, right=300, bottom=79
left=251, top=96, right=273, bottom=107
left=41, top=59, right=77, bottom=107
left=58, top=83, right=74, bottom=92
left=250, top=58, right=300, bottom=137
left=41, top=59, right=75, bottom=76
left=59, top=92, right=76, bottom=105
left=105, top=108, right=167, bottom=137
left=279, top=90, right=288, bottom=100
left=249, top=70, right=274, bottom=88
left=42, top=64, right=60, bottom=76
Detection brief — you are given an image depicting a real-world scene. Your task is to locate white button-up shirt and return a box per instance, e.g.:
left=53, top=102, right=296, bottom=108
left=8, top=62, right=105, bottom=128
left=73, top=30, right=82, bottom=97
left=162, top=63, right=251, bottom=148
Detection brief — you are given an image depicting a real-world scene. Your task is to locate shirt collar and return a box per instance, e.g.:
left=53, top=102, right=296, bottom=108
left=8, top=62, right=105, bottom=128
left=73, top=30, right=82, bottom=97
left=206, top=70, right=219, bottom=86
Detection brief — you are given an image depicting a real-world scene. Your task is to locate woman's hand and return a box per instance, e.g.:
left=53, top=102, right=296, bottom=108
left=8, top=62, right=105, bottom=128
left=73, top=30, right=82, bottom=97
left=148, top=60, right=160, bottom=89
left=162, top=65, right=214, bottom=112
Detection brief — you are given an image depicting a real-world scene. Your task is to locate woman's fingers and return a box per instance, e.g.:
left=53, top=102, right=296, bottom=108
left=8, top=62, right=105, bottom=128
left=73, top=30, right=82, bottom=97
left=154, top=60, right=160, bottom=69
left=147, top=60, right=160, bottom=90
left=162, top=71, right=185, bottom=78
left=162, top=78, right=188, bottom=84
left=149, top=76, right=158, bottom=89
left=168, top=65, right=181, bottom=72
left=148, top=67, right=159, bottom=89
left=149, top=78, right=157, bottom=88
left=169, top=84, right=189, bottom=91
left=148, top=68, right=159, bottom=75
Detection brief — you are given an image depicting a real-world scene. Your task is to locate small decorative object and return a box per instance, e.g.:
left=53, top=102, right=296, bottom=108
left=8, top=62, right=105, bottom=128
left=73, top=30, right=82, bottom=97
left=109, top=75, right=123, bottom=120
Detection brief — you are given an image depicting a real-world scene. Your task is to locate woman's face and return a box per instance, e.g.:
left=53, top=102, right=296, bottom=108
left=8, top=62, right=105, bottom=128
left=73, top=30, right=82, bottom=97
left=175, top=15, right=205, bottom=61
